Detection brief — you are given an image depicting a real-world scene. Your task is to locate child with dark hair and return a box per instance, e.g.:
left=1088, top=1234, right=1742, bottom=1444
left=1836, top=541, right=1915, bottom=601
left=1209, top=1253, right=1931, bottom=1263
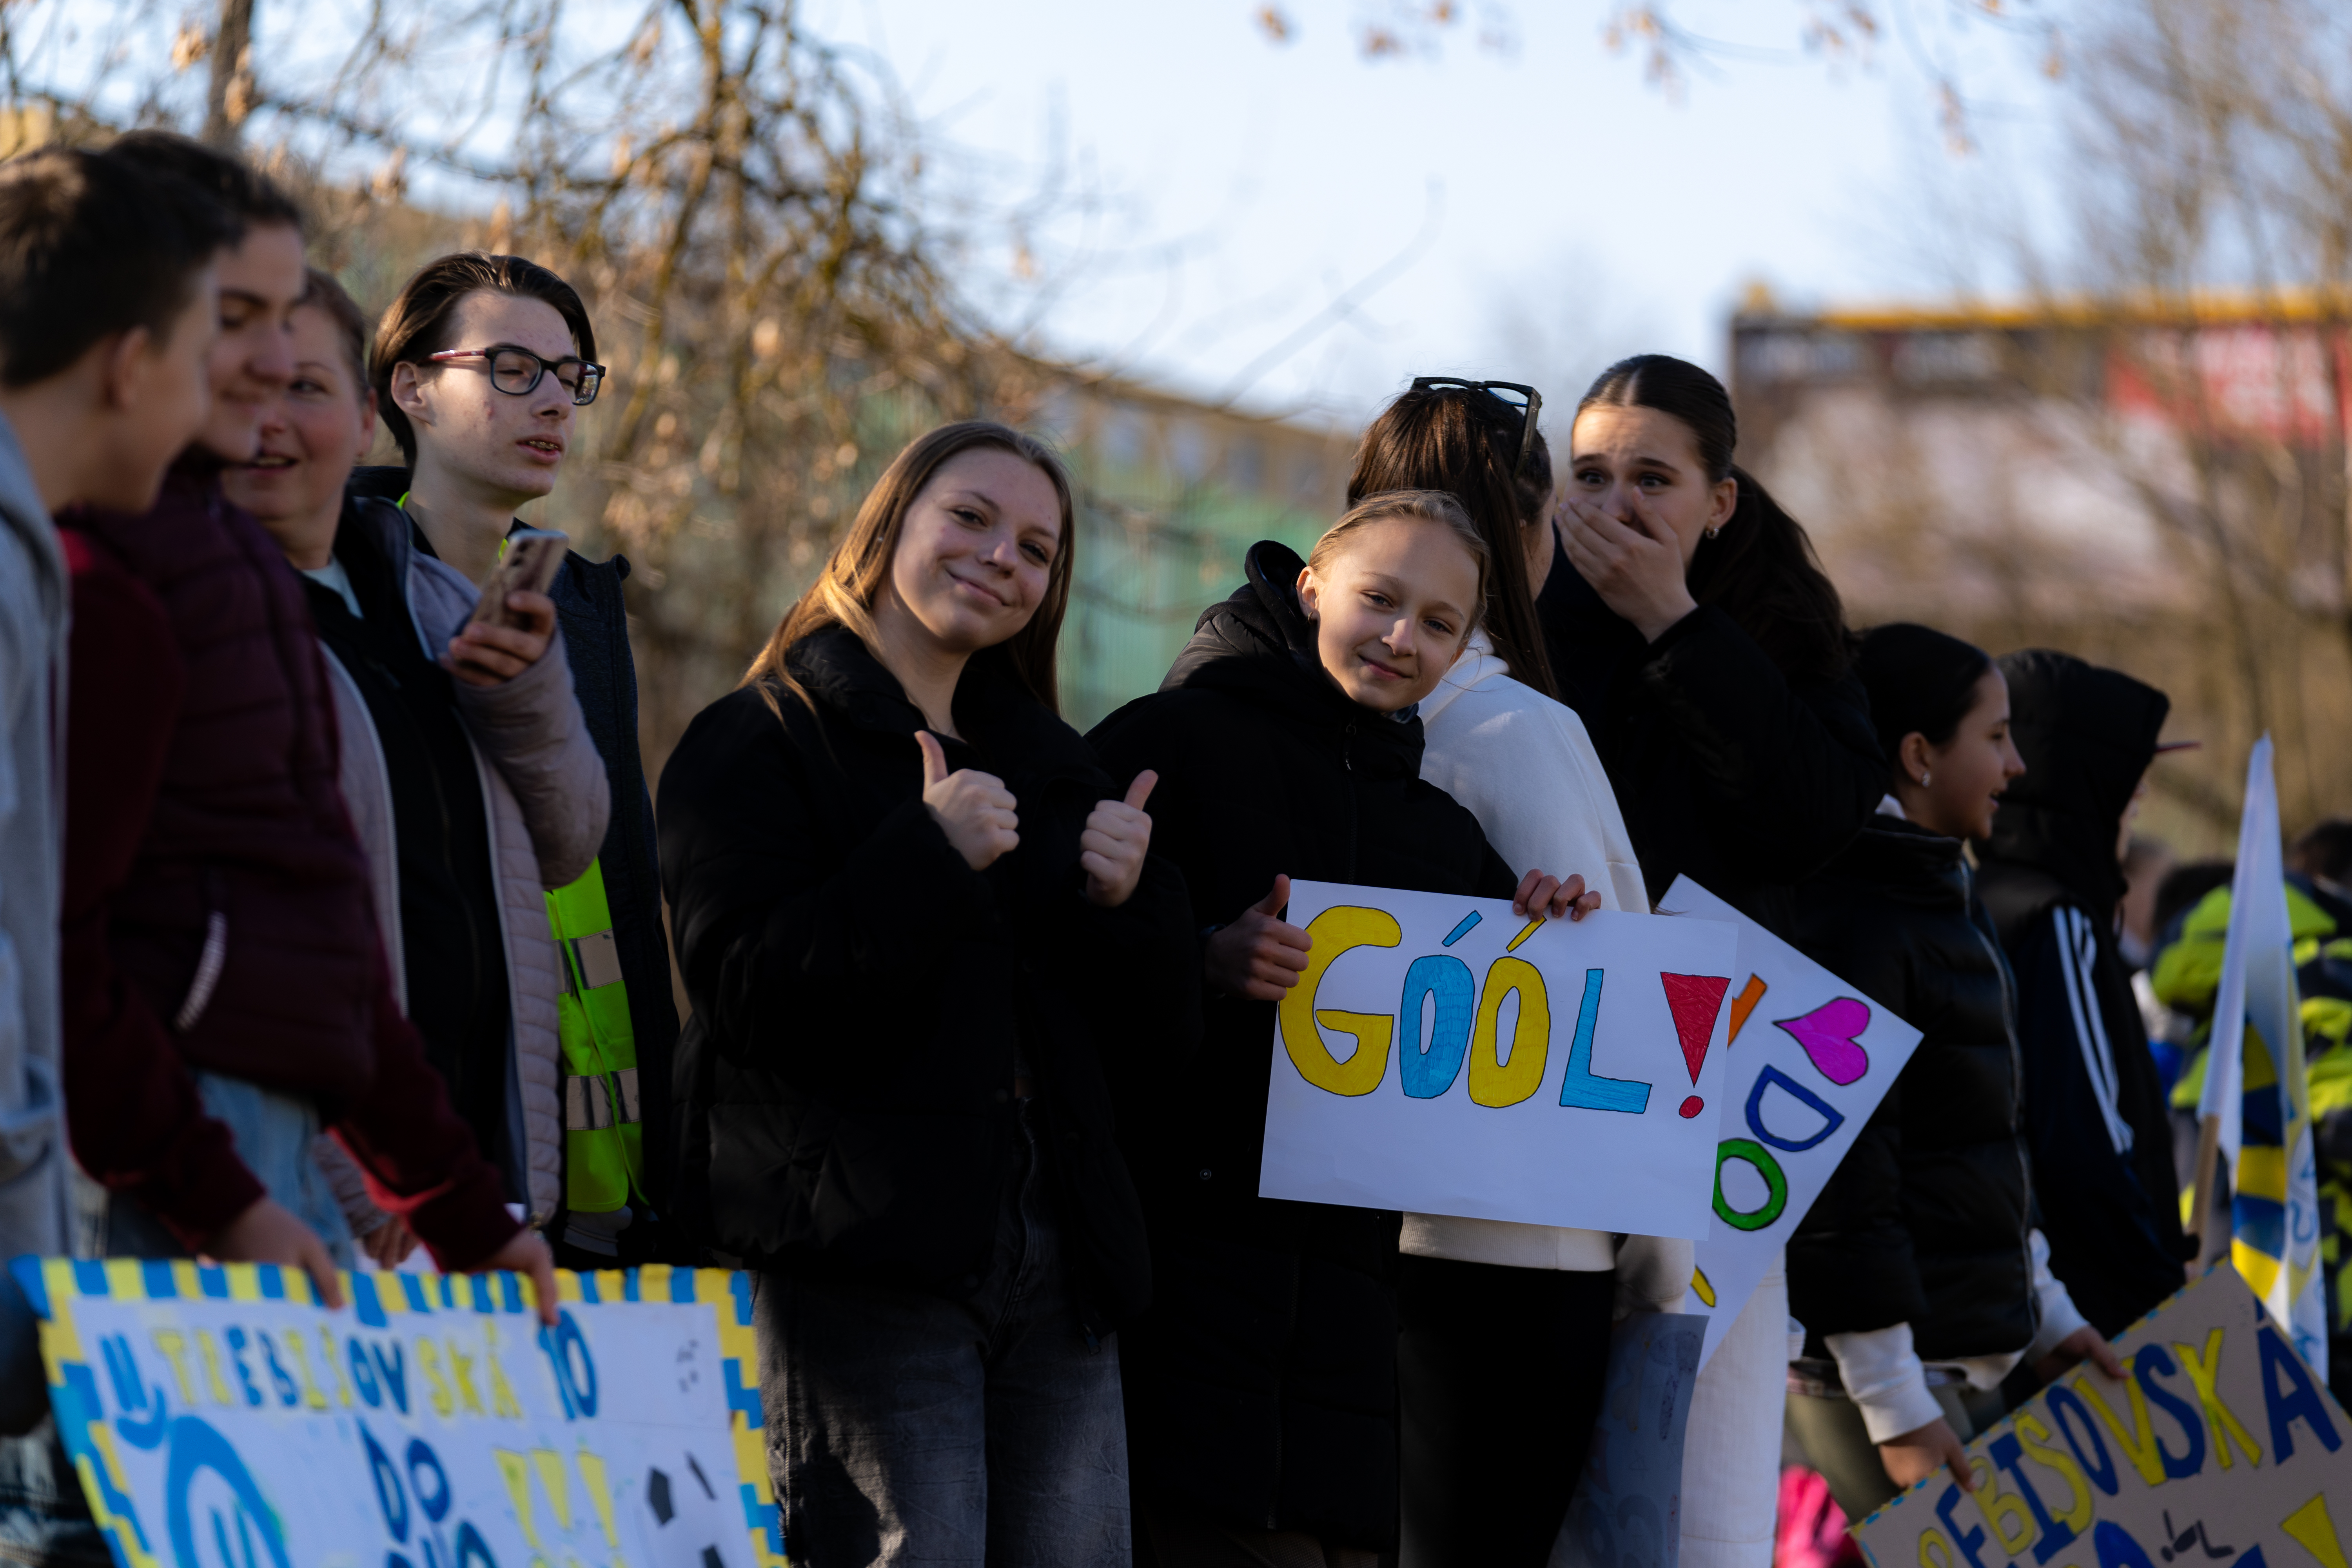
left=1541, top=353, right=1884, bottom=933
left=0, top=140, right=231, bottom=1440
left=355, top=251, right=673, bottom=1265
left=1533, top=353, right=1887, bottom=1566
left=1787, top=624, right=2116, bottom=1522
left=1974, top=650, right=2190, bottom=1340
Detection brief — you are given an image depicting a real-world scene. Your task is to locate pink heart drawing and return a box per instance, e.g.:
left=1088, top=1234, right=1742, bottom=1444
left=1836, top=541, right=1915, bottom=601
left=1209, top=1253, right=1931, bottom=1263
left=1773, top=998, right=1871, bottom=1085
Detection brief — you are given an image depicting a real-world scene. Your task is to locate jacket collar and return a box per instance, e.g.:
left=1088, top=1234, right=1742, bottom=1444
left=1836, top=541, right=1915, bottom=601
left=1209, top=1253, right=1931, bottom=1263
left=1821, top=815, right=1973, bottom=907
left=1160, top=539, right=1427, bottom=780
left=783, top=624, right=1099, bottom=783
left=339, top=494, right=416, bottom=582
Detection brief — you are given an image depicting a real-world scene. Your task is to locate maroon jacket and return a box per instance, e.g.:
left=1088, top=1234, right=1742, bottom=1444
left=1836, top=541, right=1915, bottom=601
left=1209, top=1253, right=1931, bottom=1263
left=59, top=462, right=519, bottom=1268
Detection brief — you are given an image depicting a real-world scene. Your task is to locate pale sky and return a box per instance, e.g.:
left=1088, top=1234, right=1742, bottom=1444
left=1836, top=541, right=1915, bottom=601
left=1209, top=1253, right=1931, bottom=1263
left=831, top=0, right=2062, bottom=425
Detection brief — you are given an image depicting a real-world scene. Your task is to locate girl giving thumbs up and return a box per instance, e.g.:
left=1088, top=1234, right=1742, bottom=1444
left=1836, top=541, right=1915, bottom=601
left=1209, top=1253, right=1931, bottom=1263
left=657, top=421, right=1197, bottom=1566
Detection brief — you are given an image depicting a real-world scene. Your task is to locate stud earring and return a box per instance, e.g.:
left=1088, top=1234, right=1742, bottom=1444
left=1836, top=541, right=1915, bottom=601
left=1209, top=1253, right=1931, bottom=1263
left=1919, top=771, right=1931, bottom=787
left=1702, top=525, right=1721, bottom=539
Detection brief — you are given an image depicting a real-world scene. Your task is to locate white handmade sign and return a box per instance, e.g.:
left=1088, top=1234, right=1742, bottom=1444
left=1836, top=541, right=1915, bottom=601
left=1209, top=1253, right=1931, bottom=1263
left=1258, top=880, right=1739, bottom=1238
left=1854, top=1265, right=2352, bottom=1568
left=1664, top=877, right=1925, bottom=1369
left=13, top=1257, right=782, bottom=1568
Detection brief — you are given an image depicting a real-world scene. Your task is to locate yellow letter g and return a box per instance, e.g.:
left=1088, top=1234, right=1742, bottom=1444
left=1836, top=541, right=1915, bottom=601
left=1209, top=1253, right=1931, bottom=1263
left=1279, top=906, right=1401, bottom=1096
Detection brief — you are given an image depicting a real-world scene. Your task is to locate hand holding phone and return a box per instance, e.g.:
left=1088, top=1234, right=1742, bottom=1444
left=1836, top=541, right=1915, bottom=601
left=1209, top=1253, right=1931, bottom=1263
left=447, top=528, right=567, bottom=687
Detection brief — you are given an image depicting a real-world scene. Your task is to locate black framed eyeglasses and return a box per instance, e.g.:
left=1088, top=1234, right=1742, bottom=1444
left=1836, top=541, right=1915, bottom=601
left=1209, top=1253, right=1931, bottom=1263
left=429, top=344, right=606, bottom=406
left=1409, top=377, right=1544, bottom=476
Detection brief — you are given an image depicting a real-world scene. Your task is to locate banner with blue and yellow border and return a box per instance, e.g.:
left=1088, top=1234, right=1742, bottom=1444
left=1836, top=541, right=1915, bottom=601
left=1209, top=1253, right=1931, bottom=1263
left=1855, top=1265, right=2352, bottom=1568
left=7, top=1257, right=785, bottom=1568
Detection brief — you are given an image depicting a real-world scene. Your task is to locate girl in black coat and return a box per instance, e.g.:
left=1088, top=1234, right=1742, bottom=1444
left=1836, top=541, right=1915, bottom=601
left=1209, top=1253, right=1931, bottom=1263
left=1089, top=489, right=1595, bottom=1568
left=1540, top=354, right=1883, bottom=933
left=659, top=422, right=1197, bottom=1566
left=1785, top=624, right=2120, bottom=1522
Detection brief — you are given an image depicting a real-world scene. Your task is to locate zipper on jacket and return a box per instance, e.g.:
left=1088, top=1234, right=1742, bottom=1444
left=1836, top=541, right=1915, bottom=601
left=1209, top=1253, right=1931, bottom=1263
left=363, top=648, right=495, bottom=1116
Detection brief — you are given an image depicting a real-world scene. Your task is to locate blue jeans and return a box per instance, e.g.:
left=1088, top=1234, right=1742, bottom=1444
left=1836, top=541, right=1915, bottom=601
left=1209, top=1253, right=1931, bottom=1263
left=0, top=1074, right=348, bottom=1566
left=754, top=1104, right=1131, bottom=1566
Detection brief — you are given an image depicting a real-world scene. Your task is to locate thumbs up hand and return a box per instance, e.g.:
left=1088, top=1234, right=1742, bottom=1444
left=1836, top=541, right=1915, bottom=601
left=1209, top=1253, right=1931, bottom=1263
left=1204, top=874, right=1314, bottom=1000
left=1082, top=771, right=1159, bottom=909
left=917, top=730, right=1020, bottom=871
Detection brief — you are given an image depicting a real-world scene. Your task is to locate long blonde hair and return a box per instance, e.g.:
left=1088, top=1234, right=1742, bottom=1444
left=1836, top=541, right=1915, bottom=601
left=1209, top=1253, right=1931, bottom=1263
left=742, top=420, right=1078, bottom=715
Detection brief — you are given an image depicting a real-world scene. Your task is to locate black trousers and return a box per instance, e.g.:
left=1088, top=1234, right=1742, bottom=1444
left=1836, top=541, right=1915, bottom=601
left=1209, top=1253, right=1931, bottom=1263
left=1396, top=1254, right=1615, bottom=1568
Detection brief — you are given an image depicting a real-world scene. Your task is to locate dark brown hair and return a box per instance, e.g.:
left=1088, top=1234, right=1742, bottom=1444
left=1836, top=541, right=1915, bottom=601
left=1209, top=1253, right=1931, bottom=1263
left=742, top=421, right=1078, bottom=716
left=298, top=267, right=370, bottom=397
left=2292, top=820, right=2352, bottom=886
left=0, top=146, right=234, bottom=387
left=1346, top=382, right=1557, bottom=699
left=1576, top=354, right=1854, bottom=679
left=1853, top=622, right=1992, bottom=780
left=369, top=252, right=596, bottom=464
left=106, top=130, right=302, bottom=230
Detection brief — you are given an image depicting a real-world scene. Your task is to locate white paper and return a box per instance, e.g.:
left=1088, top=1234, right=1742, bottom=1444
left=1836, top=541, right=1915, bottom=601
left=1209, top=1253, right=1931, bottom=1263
left=1663, top=877, right=1924, bottom=1368
left=1257, top=879, right=1739, bottom=1239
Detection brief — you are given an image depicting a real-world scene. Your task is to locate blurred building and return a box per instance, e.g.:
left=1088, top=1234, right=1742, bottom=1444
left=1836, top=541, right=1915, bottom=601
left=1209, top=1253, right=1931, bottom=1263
left=1037, top=378, right=1358, bottom=728
left=1727, top=290, right=2352, bottom=839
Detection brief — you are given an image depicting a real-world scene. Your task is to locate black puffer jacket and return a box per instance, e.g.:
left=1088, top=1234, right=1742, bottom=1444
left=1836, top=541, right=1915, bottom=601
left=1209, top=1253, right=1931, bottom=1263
left=1787, top=817, right=2038, bottom=1361
left=1088, top=541, right=1516, bottom=1552
left=1535, top=552, right=1883, bottom=934
left=1976, top=650, right=2187, bottom=1335
left=658, top=628, right=1196, bottom=1331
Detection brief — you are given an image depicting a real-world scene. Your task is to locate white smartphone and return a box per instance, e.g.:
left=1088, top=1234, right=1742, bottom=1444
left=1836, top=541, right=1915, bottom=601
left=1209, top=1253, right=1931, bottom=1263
left=466, top=528, right=570, bottom=630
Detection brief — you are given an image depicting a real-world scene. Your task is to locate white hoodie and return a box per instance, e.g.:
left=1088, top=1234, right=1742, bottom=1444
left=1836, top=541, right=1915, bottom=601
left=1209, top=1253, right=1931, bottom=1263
left=1407, top=630, right=1686, bottom=1312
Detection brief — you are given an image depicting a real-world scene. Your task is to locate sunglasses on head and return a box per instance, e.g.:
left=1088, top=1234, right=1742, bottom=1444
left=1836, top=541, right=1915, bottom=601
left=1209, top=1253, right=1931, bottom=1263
left=1409, top=377, right=1544, bottom=477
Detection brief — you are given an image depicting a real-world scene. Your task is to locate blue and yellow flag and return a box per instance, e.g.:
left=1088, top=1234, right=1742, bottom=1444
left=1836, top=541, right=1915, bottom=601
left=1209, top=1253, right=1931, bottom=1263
left=2198, top=735, right=2326, bottom=1374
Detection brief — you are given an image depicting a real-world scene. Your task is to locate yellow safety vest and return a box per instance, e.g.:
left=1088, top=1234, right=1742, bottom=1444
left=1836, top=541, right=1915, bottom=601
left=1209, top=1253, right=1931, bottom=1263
left=547, top=861, right=645, bottom=1214
left=418, top=505, right=646, bottom=1217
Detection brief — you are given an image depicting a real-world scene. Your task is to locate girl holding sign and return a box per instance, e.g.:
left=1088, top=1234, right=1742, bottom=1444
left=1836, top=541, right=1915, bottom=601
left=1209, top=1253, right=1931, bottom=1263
left=1347, top=383, right=1686, bottom=1568
left=1785, top=623, right=2122, bottom=1520
left=1089, top=489, right=1596, bottom=1568
left=658, top=421, right=1196, bottom=1564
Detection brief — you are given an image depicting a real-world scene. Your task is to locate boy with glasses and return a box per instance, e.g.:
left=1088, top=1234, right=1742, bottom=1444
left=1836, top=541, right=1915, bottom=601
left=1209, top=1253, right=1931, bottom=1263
left=358, top=253, right=676, bottom=1267
left=223, top=268, right=610, bottom=1266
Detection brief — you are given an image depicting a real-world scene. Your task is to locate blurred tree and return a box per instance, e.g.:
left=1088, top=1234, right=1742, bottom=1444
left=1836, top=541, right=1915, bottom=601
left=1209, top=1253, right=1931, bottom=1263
left=1268, top=0, right=2058, bottom=149
left=0, top=0, right=1058, bottom=757
left=2045, top=0, right=2352, bottom=827
left=1733, top=0, right=2352, bottom=837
